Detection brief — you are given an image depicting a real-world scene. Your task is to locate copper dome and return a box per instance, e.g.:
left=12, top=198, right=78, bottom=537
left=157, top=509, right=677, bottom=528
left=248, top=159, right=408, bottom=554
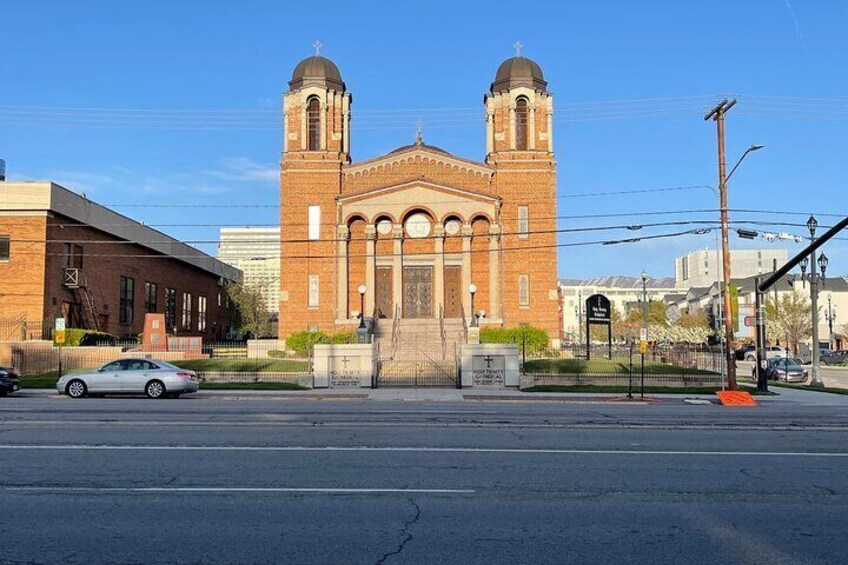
left=490, top=56, right=547, bottom=93
left=289, top=56, right=345, bottom=92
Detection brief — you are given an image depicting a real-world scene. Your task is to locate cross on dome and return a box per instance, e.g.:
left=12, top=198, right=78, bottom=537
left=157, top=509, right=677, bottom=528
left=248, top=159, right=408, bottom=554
left=313, top=40, right=323, bottom=56
left=513, top=41, right=523, bottom=57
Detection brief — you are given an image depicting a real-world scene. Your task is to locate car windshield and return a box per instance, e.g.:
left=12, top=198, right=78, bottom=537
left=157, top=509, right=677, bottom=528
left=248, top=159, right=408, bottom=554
left=771, top=359, right=802, bottom=369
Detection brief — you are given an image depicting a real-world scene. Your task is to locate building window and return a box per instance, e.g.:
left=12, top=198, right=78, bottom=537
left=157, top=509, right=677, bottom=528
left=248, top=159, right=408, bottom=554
left=182, top=292, right=192, bottom=329
left=0, top=236, right=9, bottom=261
left=144, top=283, right=158, bottom=313
left=308, top=205, right=321, bottom=240
left=308, top=274, right=319, bottom=308
left=119, top=276, right=135, bottom=325
left=518, top=206, right=529, bottom=239
left=519, top=275, right=530, bottom=307
left=63, top=243, right=83, bottom=268
left=515, top=97, right=529, bottom=150
left=198, top=296, right=207, bottom=332
left=307, top=96, right=321, bottom=151
left=681, top=257, right=689, bottom=281
left=165, top=288, right=177, bottom=330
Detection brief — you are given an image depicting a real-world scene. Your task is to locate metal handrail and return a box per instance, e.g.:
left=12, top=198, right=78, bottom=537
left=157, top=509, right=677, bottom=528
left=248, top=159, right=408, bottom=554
left=438, top=304, right=447, bottom=360
left=390, top=304, right=401, bottom=360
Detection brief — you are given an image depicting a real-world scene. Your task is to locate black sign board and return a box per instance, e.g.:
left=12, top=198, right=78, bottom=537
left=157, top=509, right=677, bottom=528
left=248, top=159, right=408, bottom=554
left=586, top=294, right=611, bottom=324
left=585, top=293, right=612, bottom=360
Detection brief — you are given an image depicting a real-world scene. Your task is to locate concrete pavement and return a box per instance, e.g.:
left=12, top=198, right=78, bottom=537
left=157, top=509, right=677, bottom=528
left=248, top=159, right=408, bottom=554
left=3, top=394, right=848, bottom=564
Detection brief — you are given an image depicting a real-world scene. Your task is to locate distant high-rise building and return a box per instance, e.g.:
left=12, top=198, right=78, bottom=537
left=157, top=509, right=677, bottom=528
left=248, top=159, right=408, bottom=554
left=674, top=248, right=788, bottom=289
left=218, top=227, right=280, bottom=313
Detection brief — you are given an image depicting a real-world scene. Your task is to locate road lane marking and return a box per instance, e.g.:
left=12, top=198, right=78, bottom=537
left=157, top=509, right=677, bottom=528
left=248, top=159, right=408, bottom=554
left=1, top=445, right=848, bottom=457
left=4, top=486, right=475, bottom=494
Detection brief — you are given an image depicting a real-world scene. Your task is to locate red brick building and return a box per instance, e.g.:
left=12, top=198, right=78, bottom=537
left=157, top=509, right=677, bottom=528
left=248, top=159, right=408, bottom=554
left=279, top=54, right=560, bottom=343
left=0, top=181, right=241, bottom=340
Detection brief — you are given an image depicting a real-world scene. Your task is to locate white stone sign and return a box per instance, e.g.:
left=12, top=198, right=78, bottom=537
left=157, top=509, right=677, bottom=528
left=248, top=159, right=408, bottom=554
left=312, top=343, right=375, bottom=388
left=459, top=343, right=520, bottom=388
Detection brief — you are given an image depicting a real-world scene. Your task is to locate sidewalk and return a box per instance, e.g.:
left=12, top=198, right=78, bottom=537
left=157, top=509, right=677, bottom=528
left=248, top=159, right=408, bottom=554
left=16, top=387, right=733, bottom=404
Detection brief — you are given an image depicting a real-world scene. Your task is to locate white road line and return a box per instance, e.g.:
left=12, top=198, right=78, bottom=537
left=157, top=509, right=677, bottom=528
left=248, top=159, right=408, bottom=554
left=1, top=445, right=847, bottom=457
left=4, top=486, right=474, bottom=494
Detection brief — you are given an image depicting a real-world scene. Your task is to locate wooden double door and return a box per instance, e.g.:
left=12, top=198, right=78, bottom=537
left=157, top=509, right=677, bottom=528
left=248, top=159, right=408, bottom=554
left=375, top=265, right=463, bottom=319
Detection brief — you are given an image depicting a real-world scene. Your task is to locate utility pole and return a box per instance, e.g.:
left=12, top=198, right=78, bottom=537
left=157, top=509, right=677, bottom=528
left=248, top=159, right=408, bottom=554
left=705, top=99, right=738, bottom=390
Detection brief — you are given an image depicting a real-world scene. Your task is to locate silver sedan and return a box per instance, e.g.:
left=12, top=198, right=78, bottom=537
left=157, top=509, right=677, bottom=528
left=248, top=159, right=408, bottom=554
left=56, top=359, right=200, bottom=399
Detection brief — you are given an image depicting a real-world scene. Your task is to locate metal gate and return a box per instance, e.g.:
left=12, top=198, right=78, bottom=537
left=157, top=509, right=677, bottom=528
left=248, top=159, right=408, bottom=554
left=376, top=348, right=458, bottom=388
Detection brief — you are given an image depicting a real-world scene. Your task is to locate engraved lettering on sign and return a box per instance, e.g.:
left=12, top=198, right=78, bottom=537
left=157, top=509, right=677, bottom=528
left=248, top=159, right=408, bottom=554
left=472, top=355, right=505, bottom=387
left=329, top=355, right=361, bottom=388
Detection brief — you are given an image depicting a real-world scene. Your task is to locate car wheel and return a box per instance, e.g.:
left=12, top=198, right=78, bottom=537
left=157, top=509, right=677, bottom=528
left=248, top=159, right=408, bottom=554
left=66, top=379, right=87, bottom=398
left=145, top=380, right=166, bottom=399
left=745, top=354, right=755, bottom=362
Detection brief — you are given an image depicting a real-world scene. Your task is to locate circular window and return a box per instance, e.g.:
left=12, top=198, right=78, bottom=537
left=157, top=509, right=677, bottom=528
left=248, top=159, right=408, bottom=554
left=405, top=213, right=432, bottom=239
left=444, top=219, right=461, bottom=235
left=376, top=219, right=393, bottom=235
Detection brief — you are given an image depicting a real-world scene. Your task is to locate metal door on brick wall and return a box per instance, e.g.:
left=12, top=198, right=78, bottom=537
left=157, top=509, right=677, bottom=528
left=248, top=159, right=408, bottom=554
left=403, top=266, right=433, bottom=319
left=377, top=347, right=457, bottom=388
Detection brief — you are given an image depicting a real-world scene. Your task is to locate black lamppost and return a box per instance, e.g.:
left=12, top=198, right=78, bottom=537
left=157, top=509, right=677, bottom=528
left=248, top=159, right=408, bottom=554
left=807, top=215, right=825, bottom=387
left=357, top=284, right=366, bottom=329
left=640, top=270, right=649, bottom=398
left=469, top=284, right=478, bottom=327
left=825, top=294, right=837, bottom=351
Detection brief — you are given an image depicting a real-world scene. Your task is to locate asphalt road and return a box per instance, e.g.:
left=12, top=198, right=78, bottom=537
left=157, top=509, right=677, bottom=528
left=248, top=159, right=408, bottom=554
left=2, top=394, right=848, bottom=564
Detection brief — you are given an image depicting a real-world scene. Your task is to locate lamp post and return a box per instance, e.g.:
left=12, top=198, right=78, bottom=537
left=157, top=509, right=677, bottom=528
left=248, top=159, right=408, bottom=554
left=825, top=294, right=836, bottom=351
left=807, top=216, right=825, bottom=388
left=469, top=284, right=478, bottom=328
left=640, top=270, right=648, bottom=398
left=705, top=98, right=763, bottom=391
left=357, top=285, right=367, bottom=329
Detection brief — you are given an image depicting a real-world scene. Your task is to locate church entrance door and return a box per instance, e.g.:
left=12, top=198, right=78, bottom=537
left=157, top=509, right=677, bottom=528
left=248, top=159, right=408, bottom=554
left=403, top=266, right=433, bottom=318
left=443, top=265, right=462, bottom=318
left=376, top=267, right=393, bottom=318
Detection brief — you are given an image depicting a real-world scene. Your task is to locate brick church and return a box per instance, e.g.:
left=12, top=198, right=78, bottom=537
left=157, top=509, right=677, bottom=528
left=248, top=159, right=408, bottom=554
left=279, top=51, right=560, bottom=344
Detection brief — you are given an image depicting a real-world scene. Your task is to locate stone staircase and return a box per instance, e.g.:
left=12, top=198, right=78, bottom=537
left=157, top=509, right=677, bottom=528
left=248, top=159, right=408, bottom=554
left=373, top=318, right=465, bottom=361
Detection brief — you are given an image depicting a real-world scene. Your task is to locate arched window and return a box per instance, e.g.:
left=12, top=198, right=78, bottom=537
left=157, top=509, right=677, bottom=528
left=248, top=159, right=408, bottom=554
left=515, top=97, right=529, bottom=150
left=307, top=96, right=321, bottom=151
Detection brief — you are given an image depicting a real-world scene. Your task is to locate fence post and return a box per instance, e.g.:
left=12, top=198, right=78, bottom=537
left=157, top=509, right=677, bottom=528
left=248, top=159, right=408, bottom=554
left=628, top=341, right=633, bottom=399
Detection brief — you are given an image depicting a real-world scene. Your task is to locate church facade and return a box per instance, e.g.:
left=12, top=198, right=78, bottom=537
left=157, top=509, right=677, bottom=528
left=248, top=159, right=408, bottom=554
left=279, top=53, right=560, bottom=341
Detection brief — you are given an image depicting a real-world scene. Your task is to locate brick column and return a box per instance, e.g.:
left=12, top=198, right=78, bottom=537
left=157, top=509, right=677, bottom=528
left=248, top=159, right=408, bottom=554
left=434, top=225, right=445, bottom=315
left=486, top=112, right=494, bottom=155
left=508, top=105, right=516, bottom=150
left=337, top=224, right=349, bottom=320
left=461, top=223, right=473, bottom=318
left=488, top=224, right=501, bottom=320
left=364, top=225, right=376, bottom=316
left=392, top=224, right=404, bottom=317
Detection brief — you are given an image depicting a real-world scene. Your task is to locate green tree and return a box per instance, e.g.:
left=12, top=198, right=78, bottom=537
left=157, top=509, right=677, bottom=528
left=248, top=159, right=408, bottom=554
left=765, top=293, right=813, bottom=352
left=225, top=282, right=274, bottom=338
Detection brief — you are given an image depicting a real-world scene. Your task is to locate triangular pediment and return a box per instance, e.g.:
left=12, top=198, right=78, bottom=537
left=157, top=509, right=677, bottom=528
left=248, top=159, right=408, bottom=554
left=344, top=146, right=494, bottom=178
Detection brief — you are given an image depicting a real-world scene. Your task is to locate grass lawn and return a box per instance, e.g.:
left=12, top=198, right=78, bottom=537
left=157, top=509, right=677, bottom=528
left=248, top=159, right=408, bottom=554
left=523, top=384, right=767, bottom=395
left=524, top=358, right=718, bottom=376
left=171, top=358, right=310, bottom=373
left=198, top=382, right=306, bottom=391
left=19, top=371, right=62, bottom=389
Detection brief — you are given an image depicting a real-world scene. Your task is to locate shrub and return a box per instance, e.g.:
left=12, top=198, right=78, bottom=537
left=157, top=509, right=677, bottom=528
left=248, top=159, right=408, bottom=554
left=480, top=325, right=549, bottom=356
left=286, top=330, right=329, bottom=356
left=330, top=331, right=356, bottom=344
left=267, top=350, right=287, bottom=358
left=56, top=328, right=118, bottom=347
left=286, top=330, right=362, bottom=355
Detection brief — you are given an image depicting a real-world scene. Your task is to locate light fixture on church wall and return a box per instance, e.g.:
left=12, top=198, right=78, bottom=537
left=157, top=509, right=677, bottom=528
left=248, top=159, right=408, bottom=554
left=405, top=213, right=432, bottom=239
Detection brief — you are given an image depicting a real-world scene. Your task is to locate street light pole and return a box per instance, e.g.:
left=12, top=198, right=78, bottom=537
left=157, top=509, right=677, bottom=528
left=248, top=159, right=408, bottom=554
left=807, top=216, right=825, bottom=388
left=357, top=285, right=367, bottom=330
left=705, top=99, right=764, bottom=390
left=826, top=294, right=835, bottom=350
left=641, top=270, right=648, bottom=398
left=469, top=284, right=478, bottom=328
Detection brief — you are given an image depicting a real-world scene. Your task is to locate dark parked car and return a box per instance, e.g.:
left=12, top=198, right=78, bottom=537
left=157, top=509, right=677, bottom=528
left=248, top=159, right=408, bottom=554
left=735, top=345, right=755, bottom=361
left=821, top=350, right=848, bottom=366
left=751, top=357, right=808, bottom=383
left=0, top=366, right=21, bottom=396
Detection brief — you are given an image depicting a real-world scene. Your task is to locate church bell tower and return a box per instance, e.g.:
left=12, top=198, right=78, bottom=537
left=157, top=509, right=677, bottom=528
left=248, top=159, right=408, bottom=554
left=279, top=47, right=351, bottom=336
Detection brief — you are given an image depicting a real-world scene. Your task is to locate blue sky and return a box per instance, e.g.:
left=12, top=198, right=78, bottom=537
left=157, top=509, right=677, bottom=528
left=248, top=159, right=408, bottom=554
left=2, top=0, right=847, bottom=279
